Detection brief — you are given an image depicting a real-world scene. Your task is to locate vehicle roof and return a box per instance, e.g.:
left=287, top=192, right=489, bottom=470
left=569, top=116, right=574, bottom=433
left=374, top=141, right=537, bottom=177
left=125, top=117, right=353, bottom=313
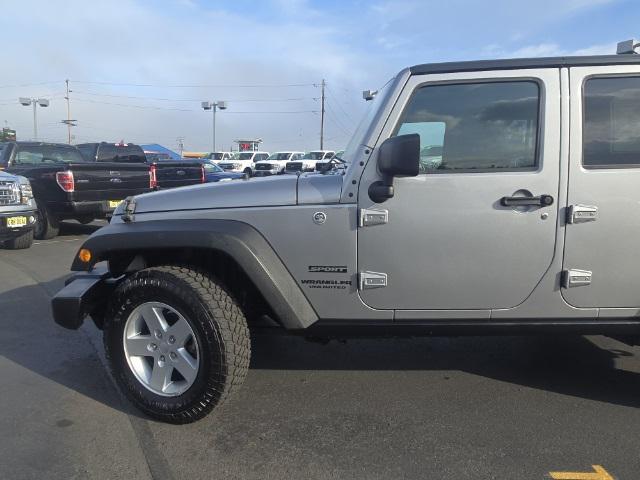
left=9, top=141, right=78, bottom=148
left=409, top=54, right=640, bottom=75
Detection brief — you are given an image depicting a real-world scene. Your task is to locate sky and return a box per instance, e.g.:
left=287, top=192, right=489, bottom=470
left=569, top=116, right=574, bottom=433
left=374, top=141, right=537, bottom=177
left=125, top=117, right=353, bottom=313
left=0, top=0, right=636, bottom=153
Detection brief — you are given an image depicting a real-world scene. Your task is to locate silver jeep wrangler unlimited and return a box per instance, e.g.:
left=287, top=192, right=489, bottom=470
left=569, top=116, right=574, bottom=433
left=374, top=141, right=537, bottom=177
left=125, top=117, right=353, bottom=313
left=53, top=43, right=640, bottom=423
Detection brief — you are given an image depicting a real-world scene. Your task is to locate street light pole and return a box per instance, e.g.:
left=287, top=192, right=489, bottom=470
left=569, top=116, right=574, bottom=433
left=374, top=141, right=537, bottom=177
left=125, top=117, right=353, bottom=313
left=202, top=100, right=227, bottom=153
left=32, top=101, right=37, bottom=140
left=212, top=103, right=217, bottom=153
left=19, top=97, right=50, bottom=141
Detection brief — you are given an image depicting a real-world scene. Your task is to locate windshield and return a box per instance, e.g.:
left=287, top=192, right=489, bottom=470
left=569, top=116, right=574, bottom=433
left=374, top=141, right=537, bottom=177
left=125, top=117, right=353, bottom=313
left=267, top=152, right=291, bottom=161
left=342, top=77, right=395, bottom=171
left=203, top=162, right=223, bottom=172
left=13, top=145, right=86, bottom=164
left=302, top=152, right=324, bottom=160
left=231, top=152, right=254, bottom=160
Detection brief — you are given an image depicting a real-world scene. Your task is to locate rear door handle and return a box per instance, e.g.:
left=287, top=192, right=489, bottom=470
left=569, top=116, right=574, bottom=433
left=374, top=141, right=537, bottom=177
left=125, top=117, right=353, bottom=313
left=500, top=194, right=554, bottom=207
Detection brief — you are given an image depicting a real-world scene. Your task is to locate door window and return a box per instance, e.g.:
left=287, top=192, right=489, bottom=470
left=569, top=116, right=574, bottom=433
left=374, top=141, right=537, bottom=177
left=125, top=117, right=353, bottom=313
left=583, top=76, right=640, bottom=168
left=395, top=81, right=540, bottom=173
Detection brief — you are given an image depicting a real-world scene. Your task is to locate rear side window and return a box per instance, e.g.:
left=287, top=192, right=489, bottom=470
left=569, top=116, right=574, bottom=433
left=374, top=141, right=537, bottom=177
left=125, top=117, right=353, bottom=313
left=97, top=144, right=146, bottom=163
left=76, top=144, right=97, bottom=161
left=395, top=81, right=540, bottom=173
left=583, top=76, right=640, bottom=168
left=13, top=145, right=85, bottom=164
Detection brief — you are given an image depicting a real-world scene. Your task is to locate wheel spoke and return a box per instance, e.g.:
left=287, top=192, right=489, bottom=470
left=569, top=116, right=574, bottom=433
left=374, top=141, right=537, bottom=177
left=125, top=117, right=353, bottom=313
left=123, top=301, right=200, bottom=397
left=166, top=317, right=193, bottom=346
left=139, top=304, right=169, bottom=333
left=149, top=362, right=173, bottom=393
left=174, top=347, right=198, bottom=384
left=125, top=335, right=153, bottom=356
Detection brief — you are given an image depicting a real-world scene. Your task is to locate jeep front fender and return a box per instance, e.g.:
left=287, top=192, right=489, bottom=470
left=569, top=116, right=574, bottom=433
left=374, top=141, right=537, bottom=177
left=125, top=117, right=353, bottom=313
left=71, top=219, right=318, bottom=329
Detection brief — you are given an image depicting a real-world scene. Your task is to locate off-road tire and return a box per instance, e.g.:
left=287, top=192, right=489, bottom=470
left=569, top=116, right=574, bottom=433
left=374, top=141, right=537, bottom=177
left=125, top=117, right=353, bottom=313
left=103, top=265, right=251, bottom=424
left=4, top=230, right=34, bottom=250
left=34, top=206, right=60, bottom=240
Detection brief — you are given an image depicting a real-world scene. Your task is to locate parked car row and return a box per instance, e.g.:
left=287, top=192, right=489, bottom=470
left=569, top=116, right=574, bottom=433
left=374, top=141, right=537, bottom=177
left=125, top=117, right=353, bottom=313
left=0, top=141, right=217, bottom=248
left=0, top=140, right=345, bottom=249
left=210, top=149, right=345, bottom=177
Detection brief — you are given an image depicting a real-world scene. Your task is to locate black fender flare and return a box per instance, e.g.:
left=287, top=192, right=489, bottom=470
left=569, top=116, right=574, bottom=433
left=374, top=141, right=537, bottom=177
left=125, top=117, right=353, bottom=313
left=72, top=219, right=318, bottom=329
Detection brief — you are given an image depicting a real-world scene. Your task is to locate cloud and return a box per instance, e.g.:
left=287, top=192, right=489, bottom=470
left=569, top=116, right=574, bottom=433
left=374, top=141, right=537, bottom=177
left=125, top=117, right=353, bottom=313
left=0, top=0, right=629, bottom=151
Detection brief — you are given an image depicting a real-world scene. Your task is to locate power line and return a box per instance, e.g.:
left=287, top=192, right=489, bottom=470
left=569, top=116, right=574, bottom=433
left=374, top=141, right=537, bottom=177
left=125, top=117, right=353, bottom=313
left=71, top=90, right=316, bottom=103
left=70, top=80, right=318, bottom=88
left=325, top=84, right=359, bottom=126
left=0, top=80, right=62, bottom=89
left=72, top=98, right=319, bottom=114
left=72, top=98, right=194, bottom=111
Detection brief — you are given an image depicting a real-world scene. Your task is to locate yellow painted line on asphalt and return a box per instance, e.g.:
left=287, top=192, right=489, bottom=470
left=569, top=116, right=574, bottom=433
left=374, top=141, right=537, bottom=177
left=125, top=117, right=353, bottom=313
left=549, top=465, right=613, bottom=480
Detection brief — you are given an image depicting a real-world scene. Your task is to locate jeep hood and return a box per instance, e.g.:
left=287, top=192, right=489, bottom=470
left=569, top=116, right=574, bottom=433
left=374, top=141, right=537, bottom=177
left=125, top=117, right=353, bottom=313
left=128, top=173, right=343, bottom=213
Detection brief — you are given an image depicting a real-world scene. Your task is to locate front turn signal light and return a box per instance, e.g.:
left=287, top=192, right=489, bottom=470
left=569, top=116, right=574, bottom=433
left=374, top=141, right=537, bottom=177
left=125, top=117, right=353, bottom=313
left=78, top=249, right=92, bottom=263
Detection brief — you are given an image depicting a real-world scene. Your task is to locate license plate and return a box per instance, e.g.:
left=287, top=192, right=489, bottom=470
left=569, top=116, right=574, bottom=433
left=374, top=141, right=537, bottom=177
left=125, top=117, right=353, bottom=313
left=108, top=200, right=122, bottom=209
left=6, top=216, right=27, bottom=228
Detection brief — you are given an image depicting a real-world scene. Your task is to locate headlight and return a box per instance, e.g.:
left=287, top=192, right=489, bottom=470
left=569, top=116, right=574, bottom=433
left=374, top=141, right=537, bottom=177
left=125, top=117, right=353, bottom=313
left=19, top=183, right=33, bottom=204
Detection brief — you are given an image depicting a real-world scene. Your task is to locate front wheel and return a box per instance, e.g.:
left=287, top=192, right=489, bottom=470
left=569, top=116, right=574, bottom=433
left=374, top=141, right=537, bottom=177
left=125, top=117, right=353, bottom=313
left=103, top=265, right=251, bottom=424
left=243, top=167, right=252, bottom=178
left=34, top=206, right=60, bottom=240
left=3, top=230, right=34, bottom=250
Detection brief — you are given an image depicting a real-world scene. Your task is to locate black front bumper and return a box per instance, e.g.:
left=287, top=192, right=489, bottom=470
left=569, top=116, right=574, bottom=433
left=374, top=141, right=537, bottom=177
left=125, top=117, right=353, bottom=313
left=0, top=210, right=36, bottom=241
left=51, top=264, right=118, bottom=330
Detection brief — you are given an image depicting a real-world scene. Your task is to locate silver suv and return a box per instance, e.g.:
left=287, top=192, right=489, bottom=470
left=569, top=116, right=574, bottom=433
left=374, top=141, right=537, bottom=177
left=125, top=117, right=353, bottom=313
left=53, top=42, right=640, bottom=423
left=0, top=170, right=36, bottom=249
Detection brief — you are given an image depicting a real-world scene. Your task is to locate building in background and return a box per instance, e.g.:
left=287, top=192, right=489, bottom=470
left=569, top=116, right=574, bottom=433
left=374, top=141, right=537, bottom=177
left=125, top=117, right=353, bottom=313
left=234, top=139, right=263, bottom=152
left=1, top=128, right=17, bottom=142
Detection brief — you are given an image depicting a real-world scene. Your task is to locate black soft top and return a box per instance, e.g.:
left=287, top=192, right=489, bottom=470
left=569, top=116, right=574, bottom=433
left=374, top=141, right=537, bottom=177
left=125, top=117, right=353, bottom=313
left=410, top=55, right=640, bottom=75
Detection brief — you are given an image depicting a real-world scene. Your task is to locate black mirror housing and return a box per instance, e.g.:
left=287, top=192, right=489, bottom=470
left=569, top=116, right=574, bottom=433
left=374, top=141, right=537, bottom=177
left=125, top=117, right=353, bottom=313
left=369, top=134, right=420, bottom=203
left=378, top=133, right=420, bottom=178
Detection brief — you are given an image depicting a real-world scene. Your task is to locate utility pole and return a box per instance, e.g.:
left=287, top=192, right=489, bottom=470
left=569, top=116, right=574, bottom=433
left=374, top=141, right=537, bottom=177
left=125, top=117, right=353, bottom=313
left=177, top=136, right=185, bottom=158
left=62, top=79, right=77, bottom=144
left=65, top=79, right=71, bottom=144
left=320, top=79, right=325, bottom=150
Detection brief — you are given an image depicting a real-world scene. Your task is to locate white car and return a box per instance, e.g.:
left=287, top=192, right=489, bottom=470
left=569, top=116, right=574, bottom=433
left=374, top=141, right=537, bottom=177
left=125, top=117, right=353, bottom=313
left=285, top=150, right=335, bottom=173
left=204, top=152, right=233, bottom=163
left=253, top=151, right=305, bottom=177
left=314, top=149, right=344, bottom=171
left=218, top=151, right=269, bottom=177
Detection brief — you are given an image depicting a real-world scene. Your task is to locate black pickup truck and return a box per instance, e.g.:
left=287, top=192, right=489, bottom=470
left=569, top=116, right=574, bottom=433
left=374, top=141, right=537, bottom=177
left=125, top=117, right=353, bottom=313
left=76, top=142, right=204, bottom=189
left=0, top=142, right=152, bottom=239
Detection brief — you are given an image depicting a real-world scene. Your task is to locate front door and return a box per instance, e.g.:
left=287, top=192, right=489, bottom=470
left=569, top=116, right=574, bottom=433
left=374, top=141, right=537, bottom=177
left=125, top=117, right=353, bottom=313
left=358, top=69, right=561, bottom=311
left=562, top=66, right=640, bottom=308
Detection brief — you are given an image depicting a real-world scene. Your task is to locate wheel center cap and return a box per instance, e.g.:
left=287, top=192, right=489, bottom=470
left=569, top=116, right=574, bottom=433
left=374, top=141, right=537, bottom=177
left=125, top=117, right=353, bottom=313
left=159, top=343, right=169, bottom=354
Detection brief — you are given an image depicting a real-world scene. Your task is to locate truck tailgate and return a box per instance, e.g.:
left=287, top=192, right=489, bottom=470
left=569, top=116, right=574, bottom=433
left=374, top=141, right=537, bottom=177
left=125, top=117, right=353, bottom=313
left=153, top=161, right=203, bottom=189
left=69, top=162, right=151, bottom=201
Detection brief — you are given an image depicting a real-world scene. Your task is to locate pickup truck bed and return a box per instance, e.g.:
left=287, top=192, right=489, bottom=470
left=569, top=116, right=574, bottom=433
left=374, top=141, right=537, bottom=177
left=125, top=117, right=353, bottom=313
left=1, top=142, right=152, bottom=239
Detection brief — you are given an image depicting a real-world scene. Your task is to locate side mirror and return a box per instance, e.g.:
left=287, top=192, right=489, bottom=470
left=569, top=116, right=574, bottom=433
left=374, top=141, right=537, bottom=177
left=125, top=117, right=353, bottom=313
left=369, top=133, right=420, bottom=203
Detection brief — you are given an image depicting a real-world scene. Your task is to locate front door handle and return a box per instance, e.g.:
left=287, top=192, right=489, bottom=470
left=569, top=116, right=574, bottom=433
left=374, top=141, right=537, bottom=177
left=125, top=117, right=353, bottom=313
left=500, top=194, right=554, bottom=207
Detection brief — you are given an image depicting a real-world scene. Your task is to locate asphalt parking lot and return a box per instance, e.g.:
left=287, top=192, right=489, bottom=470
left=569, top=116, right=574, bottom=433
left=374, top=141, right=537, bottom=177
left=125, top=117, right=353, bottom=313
left=2, top=222, right=640, bottom=479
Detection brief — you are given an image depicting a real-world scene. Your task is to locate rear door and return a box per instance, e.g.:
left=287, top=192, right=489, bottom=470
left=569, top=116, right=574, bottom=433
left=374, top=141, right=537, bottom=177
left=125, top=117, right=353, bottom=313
left=357, top=68, right=561, bottom=311
left=562, top=65, right=640, bottom=308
